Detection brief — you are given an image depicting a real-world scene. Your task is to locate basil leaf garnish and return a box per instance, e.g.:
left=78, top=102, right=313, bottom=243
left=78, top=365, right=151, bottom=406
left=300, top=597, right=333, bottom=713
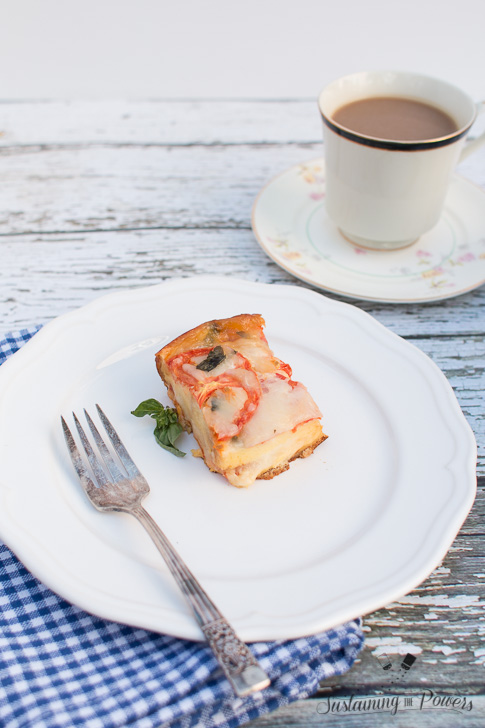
left=131, top=399, right=186, bottom=457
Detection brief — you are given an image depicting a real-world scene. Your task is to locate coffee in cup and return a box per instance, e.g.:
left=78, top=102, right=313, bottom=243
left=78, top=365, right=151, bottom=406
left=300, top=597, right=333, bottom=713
left=318, top=71, right=485, bottom=250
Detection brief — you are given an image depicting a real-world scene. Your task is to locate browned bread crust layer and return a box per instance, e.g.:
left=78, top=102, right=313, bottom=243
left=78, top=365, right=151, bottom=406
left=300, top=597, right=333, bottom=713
left=257, top=432, right=328, bottom=480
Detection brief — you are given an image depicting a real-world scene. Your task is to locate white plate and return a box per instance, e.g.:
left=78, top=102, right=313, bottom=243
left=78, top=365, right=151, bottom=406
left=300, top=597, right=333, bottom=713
left=0, top=277, right=477, bottom=641
left=252, top=159, right=485, bottom=303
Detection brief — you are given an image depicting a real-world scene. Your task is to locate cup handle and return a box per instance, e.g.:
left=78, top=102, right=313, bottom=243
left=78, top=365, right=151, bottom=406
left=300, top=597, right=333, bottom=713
left=459, top=101, right=485, bottom=162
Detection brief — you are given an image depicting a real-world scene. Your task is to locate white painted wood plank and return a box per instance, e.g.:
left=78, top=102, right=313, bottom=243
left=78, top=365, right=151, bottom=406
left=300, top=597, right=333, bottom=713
left=1, top=229, right=484, bottom=335
left=0, top=143, right=326, bottom=234
left=0, top=100, right=323, bottom=146
left=1, top=142, right=483, bottom=237
left=0, top=99, right=484, bottom=148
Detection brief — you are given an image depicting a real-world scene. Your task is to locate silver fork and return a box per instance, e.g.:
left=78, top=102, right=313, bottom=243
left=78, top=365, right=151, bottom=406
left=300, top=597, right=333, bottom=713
left=61, top=404, right=270, bottom=698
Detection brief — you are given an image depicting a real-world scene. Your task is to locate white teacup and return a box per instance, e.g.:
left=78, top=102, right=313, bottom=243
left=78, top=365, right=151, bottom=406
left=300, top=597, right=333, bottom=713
left=318, top=71, right=485, bottom=250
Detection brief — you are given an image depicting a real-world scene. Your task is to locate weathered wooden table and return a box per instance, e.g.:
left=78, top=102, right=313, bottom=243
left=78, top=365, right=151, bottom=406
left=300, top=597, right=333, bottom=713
left=0, top=100, right=483, bottom=727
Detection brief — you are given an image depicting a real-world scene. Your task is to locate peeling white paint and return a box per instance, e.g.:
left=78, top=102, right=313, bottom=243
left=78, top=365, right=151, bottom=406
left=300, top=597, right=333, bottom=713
left=424, top=612, right=439, bottom=620
left=471, top=647, right=485, bottom=666
left=366, top=637, right=422, bottom=656
left=399, top=594, right=483, bottom=609
left=431, top=645, right=466, bottom=656
left=433, top=566, right=451, bottom=575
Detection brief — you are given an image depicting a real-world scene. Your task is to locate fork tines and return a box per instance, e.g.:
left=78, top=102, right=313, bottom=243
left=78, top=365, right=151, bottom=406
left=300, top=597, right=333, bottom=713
left=61, top=405, right=141, bottom=489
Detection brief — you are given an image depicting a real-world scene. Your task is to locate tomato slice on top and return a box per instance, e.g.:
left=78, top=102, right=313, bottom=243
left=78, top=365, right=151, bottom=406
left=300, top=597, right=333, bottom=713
left=167, top=347, right=261, bottom=440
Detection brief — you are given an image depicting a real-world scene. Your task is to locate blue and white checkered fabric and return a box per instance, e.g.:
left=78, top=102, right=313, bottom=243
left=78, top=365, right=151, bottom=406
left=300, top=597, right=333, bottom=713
left=0, top=327, right=364, bottom=728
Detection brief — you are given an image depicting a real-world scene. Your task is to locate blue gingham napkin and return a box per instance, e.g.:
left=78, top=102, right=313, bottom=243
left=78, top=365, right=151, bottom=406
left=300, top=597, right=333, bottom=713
left=0, top=327, right=364, bottom=728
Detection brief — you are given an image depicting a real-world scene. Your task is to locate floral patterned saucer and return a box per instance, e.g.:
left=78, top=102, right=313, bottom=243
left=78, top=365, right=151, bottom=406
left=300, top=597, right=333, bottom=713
left=251, top=159, right=485, bottom=303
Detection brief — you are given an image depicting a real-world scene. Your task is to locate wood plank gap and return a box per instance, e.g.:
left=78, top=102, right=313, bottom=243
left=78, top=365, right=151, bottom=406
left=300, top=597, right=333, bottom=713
left=0, top=224, right=253, bottom=237
left=0, top=97, right=317, bottom=105
left=406, top=332, right=485, bottom=341
left=0, top=141, right=320, bottom=152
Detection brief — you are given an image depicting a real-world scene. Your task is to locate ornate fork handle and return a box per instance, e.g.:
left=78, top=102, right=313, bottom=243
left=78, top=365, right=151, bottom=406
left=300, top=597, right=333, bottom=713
left=131, top=504, right=270, bottom=697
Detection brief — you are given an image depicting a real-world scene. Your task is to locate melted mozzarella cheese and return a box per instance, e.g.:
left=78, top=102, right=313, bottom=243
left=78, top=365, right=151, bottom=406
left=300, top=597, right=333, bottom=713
left=202, top=386, right=249, bottom=439
left=238, top=374, right=322, bottom=448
